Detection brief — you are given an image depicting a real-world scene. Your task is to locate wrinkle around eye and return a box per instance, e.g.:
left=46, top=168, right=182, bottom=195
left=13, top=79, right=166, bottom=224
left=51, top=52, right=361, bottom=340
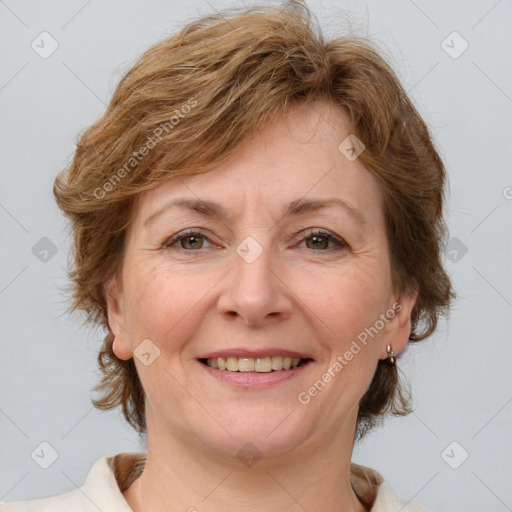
left=144, top=221, right=369, bottom=258
left=165, top=231, right=214, bottom=251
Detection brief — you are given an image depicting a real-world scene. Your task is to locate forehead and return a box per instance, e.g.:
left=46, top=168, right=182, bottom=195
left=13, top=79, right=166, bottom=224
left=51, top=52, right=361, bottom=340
left=131, top=101, right=383, bottom=228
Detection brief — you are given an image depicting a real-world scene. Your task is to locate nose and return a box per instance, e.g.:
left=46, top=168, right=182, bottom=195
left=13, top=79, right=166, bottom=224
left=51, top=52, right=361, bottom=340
left=216, top=236, right=293, bottom=327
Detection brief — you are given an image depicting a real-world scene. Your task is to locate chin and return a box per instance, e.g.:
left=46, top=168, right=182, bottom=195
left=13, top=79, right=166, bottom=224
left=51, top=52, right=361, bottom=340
left=185, top=408, right=313, bottom=462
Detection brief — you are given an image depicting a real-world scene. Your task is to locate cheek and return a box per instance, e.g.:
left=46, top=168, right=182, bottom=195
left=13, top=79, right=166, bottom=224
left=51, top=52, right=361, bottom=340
left=124, top=260, right=210, bottom=344
left=299, top=263, right=390, bottom=342
left=124, top=245, right=392, bottom=355
left=123, top=263, right=202, bottom=397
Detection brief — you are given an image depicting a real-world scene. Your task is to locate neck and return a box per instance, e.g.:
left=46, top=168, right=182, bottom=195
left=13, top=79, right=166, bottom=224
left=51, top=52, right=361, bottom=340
left=123, top=412, right=368, bottom=512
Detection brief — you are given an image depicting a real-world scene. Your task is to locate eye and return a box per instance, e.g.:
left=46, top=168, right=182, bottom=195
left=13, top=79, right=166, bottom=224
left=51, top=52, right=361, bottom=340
left=163, top=229, right=212, bottom=251
left=162, top=228, right=349, bottom=252
left=299, top=229, right=348, bottom=251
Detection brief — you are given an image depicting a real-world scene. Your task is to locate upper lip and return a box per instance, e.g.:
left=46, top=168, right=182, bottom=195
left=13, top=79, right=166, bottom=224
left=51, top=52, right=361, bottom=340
left=199, top=348, right=313, bottom=360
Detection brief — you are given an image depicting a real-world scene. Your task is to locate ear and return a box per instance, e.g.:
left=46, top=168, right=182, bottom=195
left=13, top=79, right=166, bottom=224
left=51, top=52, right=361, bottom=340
left=379, top=286, right=418, bottom=360
left=105, top=275, right=133, bottom=361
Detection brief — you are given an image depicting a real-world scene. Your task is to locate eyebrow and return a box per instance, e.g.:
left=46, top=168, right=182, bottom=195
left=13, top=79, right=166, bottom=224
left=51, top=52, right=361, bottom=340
left=143, top=197, right=367, bottom=227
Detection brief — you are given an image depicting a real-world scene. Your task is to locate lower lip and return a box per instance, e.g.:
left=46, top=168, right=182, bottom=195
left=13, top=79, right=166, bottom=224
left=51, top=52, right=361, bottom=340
left=197, top=360, right=313, bottom=388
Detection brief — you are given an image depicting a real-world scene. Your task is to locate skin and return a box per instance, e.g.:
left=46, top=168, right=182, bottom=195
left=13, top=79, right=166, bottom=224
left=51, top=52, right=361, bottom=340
left=106, top=100, right=417, bottom=512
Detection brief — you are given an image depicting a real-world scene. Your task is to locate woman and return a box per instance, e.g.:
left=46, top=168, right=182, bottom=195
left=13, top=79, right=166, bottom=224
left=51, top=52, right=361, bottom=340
left=1, top=2, right=454, bottom=511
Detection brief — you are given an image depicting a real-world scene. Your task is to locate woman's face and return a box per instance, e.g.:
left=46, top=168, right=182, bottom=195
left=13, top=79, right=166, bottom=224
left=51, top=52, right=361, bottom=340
left=107, top=101, right=416, bottom=460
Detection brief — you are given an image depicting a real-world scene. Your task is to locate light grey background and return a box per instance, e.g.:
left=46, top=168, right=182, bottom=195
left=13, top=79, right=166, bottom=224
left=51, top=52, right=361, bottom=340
left=1, top=1, right=511, bottom=511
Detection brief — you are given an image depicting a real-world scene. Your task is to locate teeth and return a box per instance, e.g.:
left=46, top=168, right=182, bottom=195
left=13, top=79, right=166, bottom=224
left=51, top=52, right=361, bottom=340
left=226, top=357, right=238, bottom=371
left=205, top=356, right=303, bottom=372
left=238, top=357, right=255, bottom=372
left=255, top=357, right=271, bottom=372
left=271, top=356, right=283, bottom=370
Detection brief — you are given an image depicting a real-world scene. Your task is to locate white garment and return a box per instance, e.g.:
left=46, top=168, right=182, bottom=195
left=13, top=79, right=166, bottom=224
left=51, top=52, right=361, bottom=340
left=0, top=452, right=431, bottom=511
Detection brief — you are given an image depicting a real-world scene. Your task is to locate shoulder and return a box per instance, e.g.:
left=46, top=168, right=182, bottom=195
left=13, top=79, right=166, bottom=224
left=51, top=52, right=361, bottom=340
left=1, top=454, right=432, bottom=512
left=350, top=462, right=432, bottom=512
left=0, top=452, right=145, bottom=512
left=0, top=488, right=89, bottom=512
left=372, top=479, right=432, bottom=511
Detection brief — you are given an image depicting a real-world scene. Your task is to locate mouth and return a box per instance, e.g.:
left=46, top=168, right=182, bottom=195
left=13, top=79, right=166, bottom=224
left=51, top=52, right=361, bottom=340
left=198, top=356, right=314, bottom=372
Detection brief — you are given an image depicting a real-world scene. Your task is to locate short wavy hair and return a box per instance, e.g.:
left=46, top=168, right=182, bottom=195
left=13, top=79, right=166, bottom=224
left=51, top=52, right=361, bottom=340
left=54, top=1, right=455, bottom=440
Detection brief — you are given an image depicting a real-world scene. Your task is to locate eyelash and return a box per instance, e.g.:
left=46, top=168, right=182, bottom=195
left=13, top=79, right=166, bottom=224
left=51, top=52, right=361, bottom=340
left=162, top=228, right=348, bottom=252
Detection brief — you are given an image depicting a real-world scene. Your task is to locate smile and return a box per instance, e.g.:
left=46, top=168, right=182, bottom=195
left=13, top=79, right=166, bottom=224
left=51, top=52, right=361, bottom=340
left=200, top=356, right=312, bottom=372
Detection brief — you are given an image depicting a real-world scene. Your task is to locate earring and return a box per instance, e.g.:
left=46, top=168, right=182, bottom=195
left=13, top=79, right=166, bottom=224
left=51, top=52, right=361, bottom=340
left=386, top=343, right=396, bottom=365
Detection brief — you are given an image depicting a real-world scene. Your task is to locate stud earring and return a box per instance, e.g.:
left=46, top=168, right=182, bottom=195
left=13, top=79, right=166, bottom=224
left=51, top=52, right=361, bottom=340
left=386, top=343, right=396, bottom=365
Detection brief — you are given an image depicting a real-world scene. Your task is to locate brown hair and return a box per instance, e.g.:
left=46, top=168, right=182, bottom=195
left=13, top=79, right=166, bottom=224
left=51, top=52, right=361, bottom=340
left=54, top=1, right=455, bottom=440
